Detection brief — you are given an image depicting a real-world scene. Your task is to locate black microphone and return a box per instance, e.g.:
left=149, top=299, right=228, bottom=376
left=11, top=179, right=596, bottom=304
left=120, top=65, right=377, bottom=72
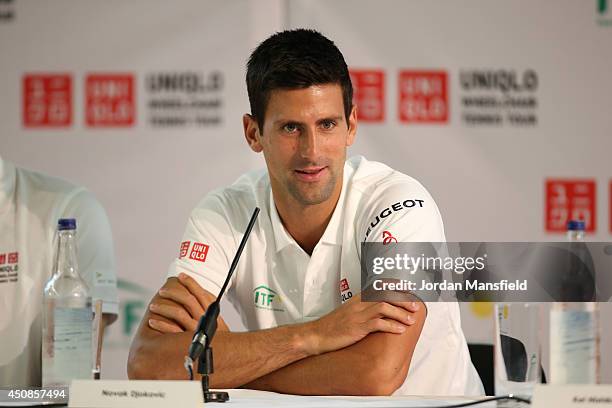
left=185, top=207, right=260, bottom=377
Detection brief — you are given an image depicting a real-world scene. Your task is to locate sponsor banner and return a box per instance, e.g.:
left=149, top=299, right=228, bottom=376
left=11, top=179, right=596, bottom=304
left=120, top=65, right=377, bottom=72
left=85, top=74, right=135, bottom=127
left=349, top=69, right=385, bottom=122
left=22, top=74, right=72, bottom=127
left=545, top=179, right=596, bottom=233
left=361, top=242, right=612, bottom=302
left=145, top=71, right=224, bottom=128
left=398, top=70, right=448, bottom=124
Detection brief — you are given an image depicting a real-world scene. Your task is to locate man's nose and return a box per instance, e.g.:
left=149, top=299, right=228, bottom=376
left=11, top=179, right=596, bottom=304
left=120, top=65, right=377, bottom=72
left=299, top=127, right=318, bottom=159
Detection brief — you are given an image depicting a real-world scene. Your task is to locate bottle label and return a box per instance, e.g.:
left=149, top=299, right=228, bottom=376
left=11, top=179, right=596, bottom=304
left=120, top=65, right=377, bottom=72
left=52, top=307, right=92, bottom=381
left=550, top=309, right=598, bottom=384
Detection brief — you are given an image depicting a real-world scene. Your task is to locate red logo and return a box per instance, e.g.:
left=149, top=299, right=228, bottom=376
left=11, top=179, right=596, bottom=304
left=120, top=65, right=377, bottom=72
left=398, top=70, right=448, bottom=123
left=23, top=74, right=72, bottom=127
left=382, top=230, right=398, bottom=245
left=85, top=74, right=135, bottom=127
left=0, top=254, right=6, bottom=265
left=545, top=179, right=596, bottom=233
left=7, top=252, right=18, bottom=264
left=179, top=241, right=191, bottom=258
left=339, top=278, right=350, bottom=292
left=350, top=69, right=385, bottom=122
left=189, top=242, right=210, bottom=263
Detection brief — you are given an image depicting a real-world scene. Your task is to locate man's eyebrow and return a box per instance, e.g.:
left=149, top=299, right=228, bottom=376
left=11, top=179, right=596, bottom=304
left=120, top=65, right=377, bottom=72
left=317, top=115, right=344, bottom=123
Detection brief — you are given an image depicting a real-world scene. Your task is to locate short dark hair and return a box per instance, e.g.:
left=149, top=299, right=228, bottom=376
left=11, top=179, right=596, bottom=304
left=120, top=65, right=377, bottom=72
left=246, top=29, right=353, bottom=132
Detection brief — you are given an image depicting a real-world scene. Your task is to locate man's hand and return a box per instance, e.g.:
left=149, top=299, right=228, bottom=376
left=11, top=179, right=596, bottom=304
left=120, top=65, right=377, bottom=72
left=147, top=273, right=229, bottom=333
left=303, top=294, right=421, bottom=356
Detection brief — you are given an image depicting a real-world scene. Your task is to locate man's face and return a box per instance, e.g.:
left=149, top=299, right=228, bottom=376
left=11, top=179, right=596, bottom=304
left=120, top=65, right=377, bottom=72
left=248, top=84, right=356, bottom=206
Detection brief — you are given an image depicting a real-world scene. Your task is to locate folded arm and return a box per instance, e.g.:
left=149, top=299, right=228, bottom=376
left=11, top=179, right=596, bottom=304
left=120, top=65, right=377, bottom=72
left=129, top=274, right=424, bottom=395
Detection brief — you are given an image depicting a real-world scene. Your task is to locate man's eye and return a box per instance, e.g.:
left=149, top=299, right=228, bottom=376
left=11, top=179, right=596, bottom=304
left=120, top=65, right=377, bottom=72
left=321, top=120, right=336, bottom=130
left=283, top=123, right=299, bottom=133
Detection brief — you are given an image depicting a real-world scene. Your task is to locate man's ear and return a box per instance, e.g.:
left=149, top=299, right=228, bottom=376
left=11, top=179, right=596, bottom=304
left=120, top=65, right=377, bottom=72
left=243, top=114, right=263, bottom=153
left=346, top=105, right=357, bottom=147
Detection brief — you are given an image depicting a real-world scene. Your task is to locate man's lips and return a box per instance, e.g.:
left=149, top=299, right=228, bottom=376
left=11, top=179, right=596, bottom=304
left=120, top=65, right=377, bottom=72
left=294, top=166, right=327, bottom=182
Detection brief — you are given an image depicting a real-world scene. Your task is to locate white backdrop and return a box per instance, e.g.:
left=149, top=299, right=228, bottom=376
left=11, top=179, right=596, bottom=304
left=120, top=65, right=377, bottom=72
left=1, top=0, right=611, bottom=383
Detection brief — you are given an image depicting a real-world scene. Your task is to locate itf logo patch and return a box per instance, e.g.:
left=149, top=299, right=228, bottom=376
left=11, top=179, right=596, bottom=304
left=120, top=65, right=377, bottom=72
left=398, top=70, right=448, bottom=124
left=188, top=242, right=210, bottom=263
left=23, top=74, right=72, bottom=127
left=85, top=74, right=135, bottom=127
left=350, top=69, right=385, bottom=122
left=545, top=179, right=596, bottom=233
left=253, top=285, right=285, bottom=312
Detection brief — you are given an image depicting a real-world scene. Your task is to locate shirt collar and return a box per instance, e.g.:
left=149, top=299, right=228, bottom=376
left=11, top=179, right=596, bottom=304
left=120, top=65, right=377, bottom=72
left=0, top=155, right=16, bottom=214
left=269, top=163, right=349, bottom=253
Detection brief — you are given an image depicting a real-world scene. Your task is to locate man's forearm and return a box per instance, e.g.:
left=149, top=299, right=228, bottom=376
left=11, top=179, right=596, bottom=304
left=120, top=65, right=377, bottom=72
left=128, top=320, right=316, bottom=388
left=242, top=309, right=425, bottom=396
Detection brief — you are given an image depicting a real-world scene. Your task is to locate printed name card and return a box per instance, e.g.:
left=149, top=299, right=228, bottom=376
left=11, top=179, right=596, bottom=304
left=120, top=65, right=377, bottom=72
left=532, top=384, right=612, bottom=408
left=69, top=380, right=204, bottom=408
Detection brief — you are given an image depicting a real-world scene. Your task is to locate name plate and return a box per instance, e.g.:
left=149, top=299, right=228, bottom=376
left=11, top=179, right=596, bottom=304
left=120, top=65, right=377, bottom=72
left=69, top=380, right=204, bottom=408
left=532, top=384, right=612, bottom=408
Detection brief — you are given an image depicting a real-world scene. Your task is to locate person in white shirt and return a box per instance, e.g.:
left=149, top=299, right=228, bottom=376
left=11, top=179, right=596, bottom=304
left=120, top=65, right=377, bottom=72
left=128, top=29, right=483, bottom=396
left=0, top=156, right=119, bottom=386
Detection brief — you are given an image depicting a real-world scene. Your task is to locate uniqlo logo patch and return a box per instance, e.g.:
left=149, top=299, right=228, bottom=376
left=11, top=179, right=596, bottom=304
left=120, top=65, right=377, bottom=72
left=350, top=69, right=385, bottom=122
left=0, top=254, right=6, bottom=265
left=339, top=278, right=350, bottom=292
left=85, top=74, right=135, bottom=127
left=7, top=252, right=18, bottom=264
left=398, top=71, right=448, bottom=123
left=545, top=179, right=596, bottom=233
left=179, top=241, right=191, bottom=258
left=189, top=242, right=210, bottom=263
left=23, top=74, right=72, bottom=127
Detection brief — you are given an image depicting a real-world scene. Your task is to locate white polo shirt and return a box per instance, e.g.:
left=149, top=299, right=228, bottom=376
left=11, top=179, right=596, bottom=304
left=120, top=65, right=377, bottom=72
left=167, top=155, right=483, bottom=396
left=0, top=157, right=119, bottom=387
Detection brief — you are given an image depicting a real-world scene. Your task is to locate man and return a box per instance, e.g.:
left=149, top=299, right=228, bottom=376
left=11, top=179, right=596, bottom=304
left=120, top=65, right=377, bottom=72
left=0, top=155, right=118, bottom=386
left=128, top=29, right=483, bottom=396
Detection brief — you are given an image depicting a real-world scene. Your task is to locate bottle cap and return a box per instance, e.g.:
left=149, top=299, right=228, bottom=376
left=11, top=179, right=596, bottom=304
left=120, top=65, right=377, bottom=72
left=567, top=220, right=585, bottom=231
left=58, top=218, right=77, bottom=231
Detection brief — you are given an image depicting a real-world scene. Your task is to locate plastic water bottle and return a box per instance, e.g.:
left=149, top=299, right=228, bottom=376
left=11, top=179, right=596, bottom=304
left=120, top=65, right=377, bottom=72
left=42, top=218, right=93, bottom=387
left=549, top=220, right=600, bottom=384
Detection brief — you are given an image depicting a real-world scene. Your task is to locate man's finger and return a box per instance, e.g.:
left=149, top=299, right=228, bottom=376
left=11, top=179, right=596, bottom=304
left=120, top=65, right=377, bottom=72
left=366, top=302, right=416, bottom=325
left=149, top=302, right=197, bottom=331
left=158, top=286, right=204, bottom=320
left=177, top=273, right=217, bottom=308
left=149, top=318, right=184, bottom=334
left=365, top=317, right=407, bottom=334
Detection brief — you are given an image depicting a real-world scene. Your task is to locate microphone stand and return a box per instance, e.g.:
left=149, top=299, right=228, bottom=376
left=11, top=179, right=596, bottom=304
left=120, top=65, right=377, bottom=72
left=185, top=207, right=260, bottom=403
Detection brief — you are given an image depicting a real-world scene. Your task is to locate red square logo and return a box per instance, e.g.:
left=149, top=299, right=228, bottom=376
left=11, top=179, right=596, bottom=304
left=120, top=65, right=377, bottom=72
left=179, top=241, right=191, bottom=258
left=189, top=242, right=210, bottom=263
left=350, top=69, right=385, bottom=122
left=398, top=71, right=448, bottom=123
left=85, top=74, right=135, bottom=127
left=0, top=254, right=6, bottom=265
left=545, top=179, right=596, bottom=233
left=339, top=278, right=350, bottom=292
left=7, top=252, right=18, bottom=264
left=23, top=74, right=72, bottom=127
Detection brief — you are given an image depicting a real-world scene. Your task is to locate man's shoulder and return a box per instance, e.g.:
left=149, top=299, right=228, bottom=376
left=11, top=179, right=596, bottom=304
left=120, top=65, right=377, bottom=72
left=14, top=165, right=103, bottom=219
left=346, top=156, right=434, bottom=204
left=191, top=168, right=269, bottom=222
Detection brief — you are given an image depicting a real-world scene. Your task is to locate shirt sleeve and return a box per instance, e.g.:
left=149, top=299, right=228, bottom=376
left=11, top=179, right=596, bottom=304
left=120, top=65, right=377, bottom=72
left=359, top=177, right=446, bottom=245
left=166, top=194, right=237, bottom=297
left=59, top=189, right=119, bottom=316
